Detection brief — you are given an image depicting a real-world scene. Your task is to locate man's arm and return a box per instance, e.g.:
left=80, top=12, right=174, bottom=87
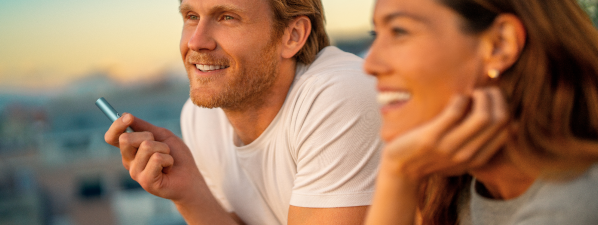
left=105, top=113, right=240, bottom=225
left=289, top=206, right=368, bottom=225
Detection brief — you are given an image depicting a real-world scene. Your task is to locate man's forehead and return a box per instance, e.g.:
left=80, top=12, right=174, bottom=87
left=179, top=0, right=271, bottom=13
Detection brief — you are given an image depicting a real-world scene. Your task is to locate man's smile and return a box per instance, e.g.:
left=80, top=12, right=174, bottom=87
left=195, top=64, right=230, bottom=72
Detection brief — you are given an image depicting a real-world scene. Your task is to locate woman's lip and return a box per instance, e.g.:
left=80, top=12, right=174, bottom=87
left=380, top=100, right=409, bottom=115
left=377, top=85, right=411, bottom=93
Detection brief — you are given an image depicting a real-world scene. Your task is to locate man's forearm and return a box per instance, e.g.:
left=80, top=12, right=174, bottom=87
left=172, top=180, right=240, bottom=225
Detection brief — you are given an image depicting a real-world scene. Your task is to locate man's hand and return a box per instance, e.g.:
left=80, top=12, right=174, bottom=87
left=104, top=113, right=240, bottom=225
left=104, top=113, right=201, bottom=201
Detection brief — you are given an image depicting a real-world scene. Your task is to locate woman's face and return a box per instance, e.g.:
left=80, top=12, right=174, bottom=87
left=365, top=0, right=488, bottom=142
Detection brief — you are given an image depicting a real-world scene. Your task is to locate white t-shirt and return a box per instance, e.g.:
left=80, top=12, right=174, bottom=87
left=180, top=46, right=383, bottom=225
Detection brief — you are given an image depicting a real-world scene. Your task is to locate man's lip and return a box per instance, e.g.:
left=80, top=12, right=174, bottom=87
left=195, top=64, right=229, bottom=72
left=189, top=64, right=228, bottom=79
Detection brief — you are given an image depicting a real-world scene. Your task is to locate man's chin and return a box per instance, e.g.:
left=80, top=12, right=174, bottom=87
left=190, top=91, right=221, bottom=109
left=191, top=97, right=221, bottom=109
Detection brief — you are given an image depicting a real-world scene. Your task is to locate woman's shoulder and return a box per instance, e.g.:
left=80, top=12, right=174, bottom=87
left=512, top=163, right=598, bottom=224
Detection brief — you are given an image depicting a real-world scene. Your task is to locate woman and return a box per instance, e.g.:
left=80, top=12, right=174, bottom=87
left=364, top=0, right=598, bottom=224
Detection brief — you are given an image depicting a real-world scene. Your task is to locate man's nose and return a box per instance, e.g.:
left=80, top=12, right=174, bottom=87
left=188, top=22, right=217, bottom=51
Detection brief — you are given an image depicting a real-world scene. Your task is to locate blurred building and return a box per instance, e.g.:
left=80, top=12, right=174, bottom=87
left=0, top=72, right=188, bottom=225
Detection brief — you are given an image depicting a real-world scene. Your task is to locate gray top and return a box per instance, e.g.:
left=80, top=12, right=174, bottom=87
left=459, top=163, right=598, bottom=225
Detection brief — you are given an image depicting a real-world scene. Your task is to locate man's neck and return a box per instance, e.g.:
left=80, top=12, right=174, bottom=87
left=469, top=149, right=538, bottom=200
left=222, top=59, right=297, bottom=145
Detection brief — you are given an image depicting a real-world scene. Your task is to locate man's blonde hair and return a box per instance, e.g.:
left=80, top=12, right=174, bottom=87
left=179, top=0, right=330, bottom=64
left=268, top=0, right=330, bottom=64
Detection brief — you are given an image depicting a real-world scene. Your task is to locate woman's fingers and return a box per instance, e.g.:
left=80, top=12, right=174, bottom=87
left=436, top=89, right=491, bottom=158
left=421, top=95, right=471, bottom=140
left=382, top=95, right=471, bottom=180
left=380, top=87, right=511, bottom=179
left=423, top=87, right=510, bottom=176
left=452, top=88, right=510, bottom=163
left=435, top=87, right=508, bottom=159
left=468, top=128, right=510, bottom=168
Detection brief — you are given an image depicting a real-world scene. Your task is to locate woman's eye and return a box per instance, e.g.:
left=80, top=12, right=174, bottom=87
left=369, top=30, right=377, bottom=38
left=391, top=27, right=408, bottom=36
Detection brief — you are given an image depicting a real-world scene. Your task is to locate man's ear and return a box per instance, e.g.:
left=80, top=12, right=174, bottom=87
left=480, top=14, right=526, bottom=77
left=281, top=16, right=311, bottom=59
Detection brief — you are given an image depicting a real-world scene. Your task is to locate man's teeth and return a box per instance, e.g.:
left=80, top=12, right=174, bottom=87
left=377, top=92, right=411, bottom=106
left=196, top=64, right=228, bottom=72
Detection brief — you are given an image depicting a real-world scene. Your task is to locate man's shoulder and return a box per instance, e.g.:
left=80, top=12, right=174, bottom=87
left=300, top=46, right=365, bottom=78
left=311, top=46, right=364, bottom=69
left=294, top=46, right=375, bottom=97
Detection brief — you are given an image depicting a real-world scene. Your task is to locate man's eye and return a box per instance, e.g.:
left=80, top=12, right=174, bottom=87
left=188, top=15, right=198, bottom=20
left=223, top=15, right=234, bottom=20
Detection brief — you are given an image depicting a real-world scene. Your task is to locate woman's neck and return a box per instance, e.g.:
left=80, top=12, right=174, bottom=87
left=469, top=149, right=538, bottom=200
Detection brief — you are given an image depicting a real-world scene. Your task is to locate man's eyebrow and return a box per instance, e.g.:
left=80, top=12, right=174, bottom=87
left=179, top=4, right=192, bottom=14
left=211, top=5, right=245, bottom=14
left=381, top=11, right=430, bottom=25
left=179, top=4, right=245, bottom=14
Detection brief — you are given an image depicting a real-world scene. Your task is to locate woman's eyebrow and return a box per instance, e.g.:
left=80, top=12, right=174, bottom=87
left=381, top=11, right=430, bottom=25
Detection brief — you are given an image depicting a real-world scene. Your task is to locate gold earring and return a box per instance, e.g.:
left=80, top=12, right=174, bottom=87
left=488, top=69, right=500, bottom=79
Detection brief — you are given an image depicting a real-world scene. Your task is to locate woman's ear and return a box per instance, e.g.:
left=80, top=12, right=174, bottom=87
left=281, top=16, right=311, bottom=59
left=480, top=14, right=526, bottom=77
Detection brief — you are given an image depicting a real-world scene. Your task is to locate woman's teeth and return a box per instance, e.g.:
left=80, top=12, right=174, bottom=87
left=196, top=64, right=229, bottom=72
left=377, top=92, right=411, bottom=106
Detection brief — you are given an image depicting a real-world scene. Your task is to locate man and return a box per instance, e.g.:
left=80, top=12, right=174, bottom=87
left=104, top=0, right=382, bottom=224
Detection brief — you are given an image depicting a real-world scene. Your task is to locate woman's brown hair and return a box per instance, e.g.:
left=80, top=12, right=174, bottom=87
left=420, top=0, right=598, bottom=224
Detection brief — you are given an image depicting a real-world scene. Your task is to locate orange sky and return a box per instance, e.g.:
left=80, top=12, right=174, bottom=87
left=0, top=0, right=374, bottom=91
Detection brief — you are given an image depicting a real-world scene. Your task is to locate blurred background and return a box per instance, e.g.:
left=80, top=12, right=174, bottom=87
left=0, top=0, right=596, bottom=225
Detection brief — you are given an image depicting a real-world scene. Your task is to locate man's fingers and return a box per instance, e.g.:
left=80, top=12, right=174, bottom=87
left=105, top=113, right=174, bottom=147
left=104, top=113, right=135, bottom=146
left=119, top=131, right=155, bottom=164
left=129, top=141, right=171, bottom=180
left=128, top=115, right=174, bottom=141
left=136, top=153, right=174, bottom=190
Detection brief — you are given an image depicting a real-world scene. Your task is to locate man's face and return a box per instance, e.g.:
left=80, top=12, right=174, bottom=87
left=179, top=0, right=281, bottom=109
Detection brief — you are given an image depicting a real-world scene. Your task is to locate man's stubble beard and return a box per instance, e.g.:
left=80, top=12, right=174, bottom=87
left=188, top=36, right=280, bottom=111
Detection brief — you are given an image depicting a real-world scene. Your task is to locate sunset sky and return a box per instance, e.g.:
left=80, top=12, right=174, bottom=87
left=0, top=0, right=375, bottom=91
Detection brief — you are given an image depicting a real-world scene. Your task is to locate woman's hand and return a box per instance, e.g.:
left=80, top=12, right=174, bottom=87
left=381, top=87, right=511, bottom=182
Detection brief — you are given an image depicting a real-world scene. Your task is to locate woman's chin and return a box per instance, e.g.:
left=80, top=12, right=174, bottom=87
left=380, top=126, right=405, bottom=143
